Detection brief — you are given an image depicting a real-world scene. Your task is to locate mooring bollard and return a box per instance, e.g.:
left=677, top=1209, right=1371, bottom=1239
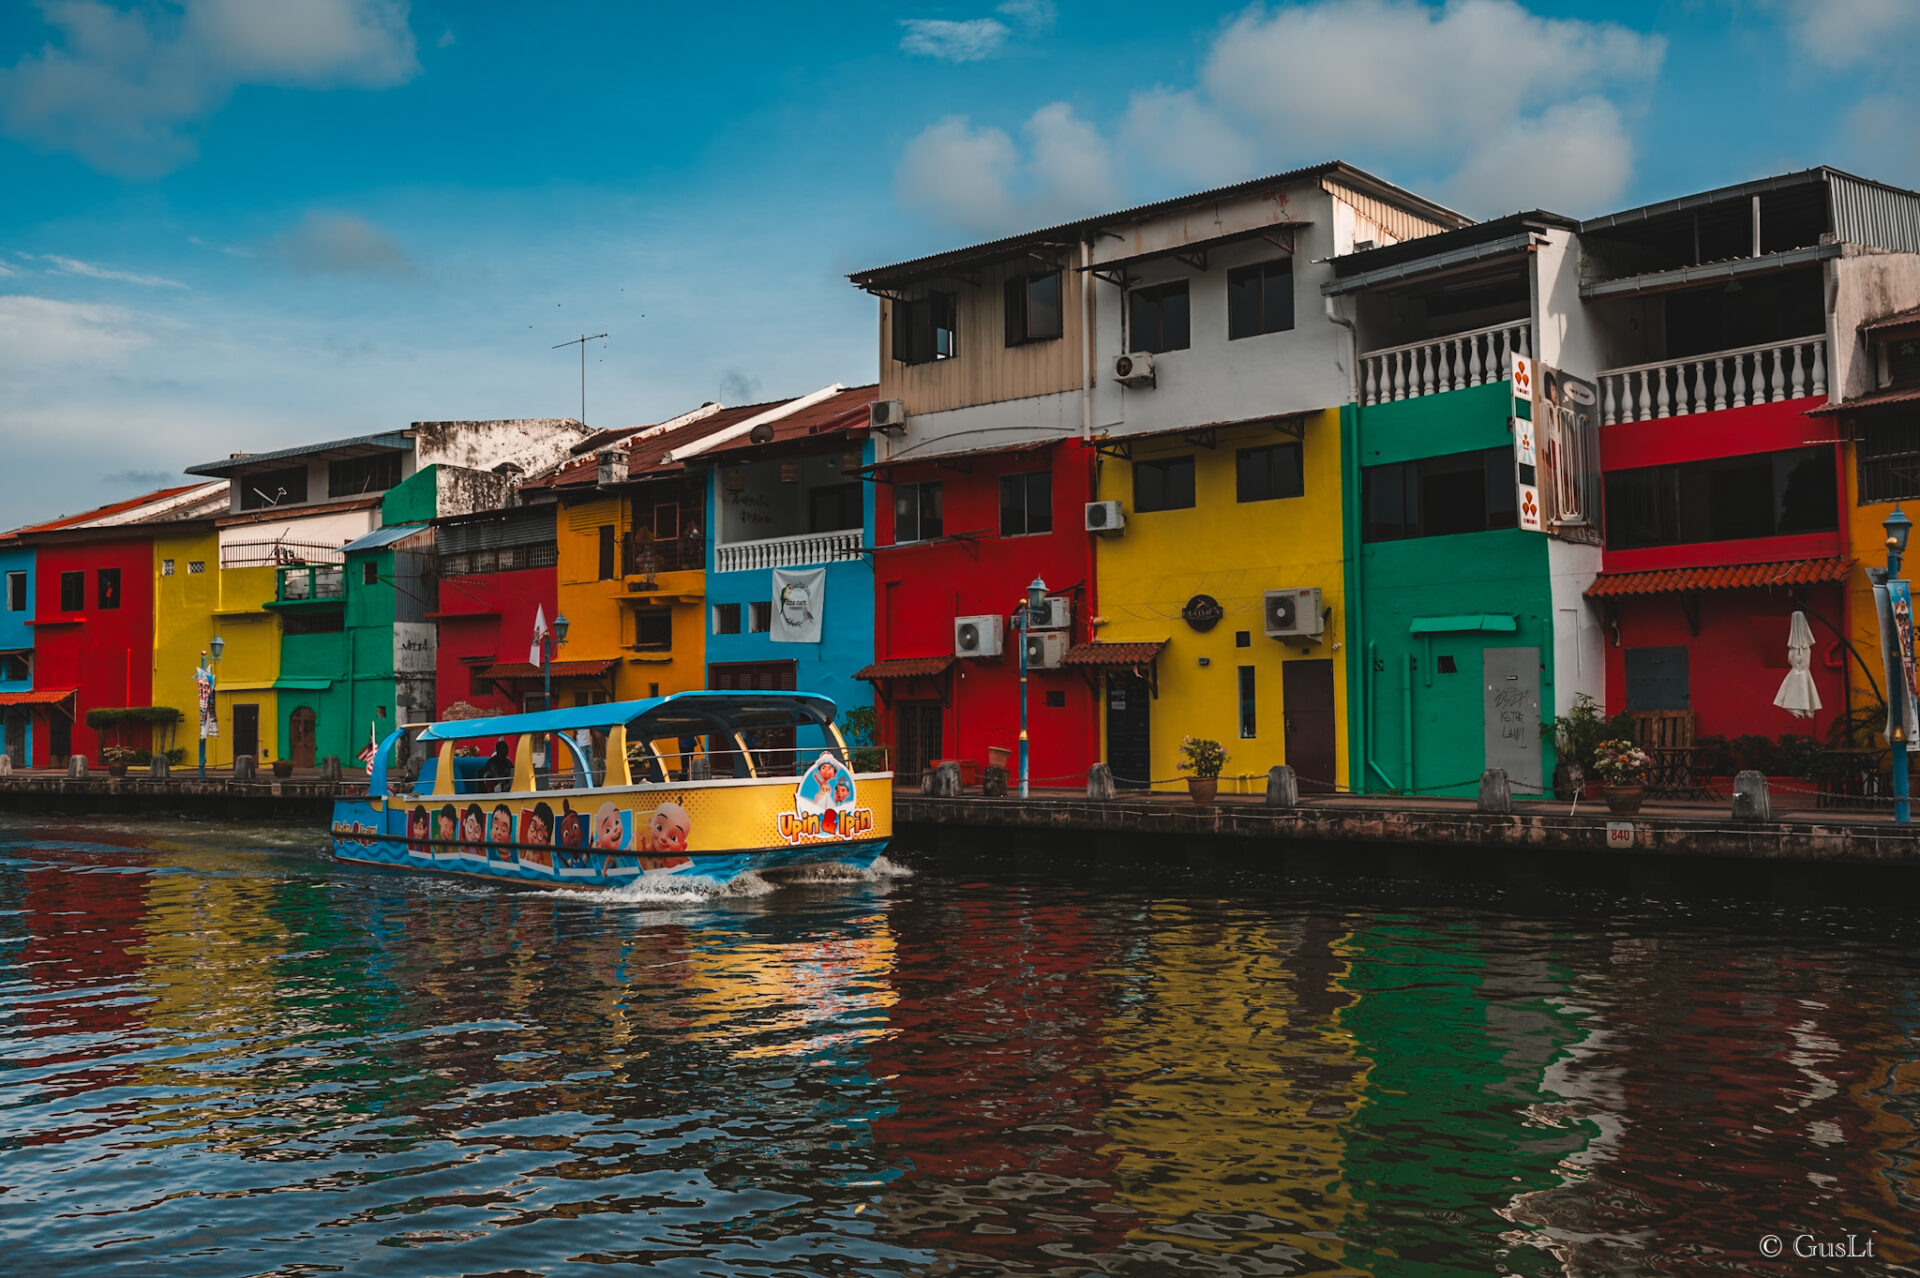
left=931, top=761, right=963, bottom=797
left=319, top=756, right=342, bottom=781
left=149, top=755, right=169, bottom=779
left=67, top=754, right=89, bottom=779
left=1266, top=765, right=1299, bottom=807
left=1478, top=768, right=1512, bottom=813
left=233, top=754, right=257, bottom=781
left=1087, top=762, right=1116, bottom=801
left=0, top=754, right=11, bottom=776
left=1732, top=770, right=1770, bottom=823
left=982, top=765, right=1008, bottom=797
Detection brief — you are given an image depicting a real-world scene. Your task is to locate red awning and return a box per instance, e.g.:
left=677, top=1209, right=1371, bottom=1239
left=0, top=688, right=76, bottom=707
left=480, top=660, right=618, bottom=680
left=1060, top=640, right=1168, bottom=667
left=1585, top=557, right=1851, bottom=599
left=854, top=656, right=955, bottom=681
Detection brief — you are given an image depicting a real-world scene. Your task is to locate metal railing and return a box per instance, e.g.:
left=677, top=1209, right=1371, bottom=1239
left=714, top=528, right=864, bottom=573
left=1360, top=320, right=1534, bottom=405
left=622, top=534, right=706, bottom=577
left=1599, top=335, right=1827, bottom=425
left=223, top=540, right=346, bottom=569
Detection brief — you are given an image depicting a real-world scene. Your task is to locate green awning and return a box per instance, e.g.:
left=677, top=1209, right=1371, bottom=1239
left=272, top=677, right=334, bottom=691
left=1409, top=614, right=1518, bottom=635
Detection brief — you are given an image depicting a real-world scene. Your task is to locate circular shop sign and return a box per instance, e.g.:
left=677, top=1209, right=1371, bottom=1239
left=1182, top=594, right=1224, bottom=632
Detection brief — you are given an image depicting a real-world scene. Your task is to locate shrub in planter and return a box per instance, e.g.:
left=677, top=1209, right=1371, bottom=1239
left=1178, top=736, right=1227, bottom=803
left=1592, top=738, right=1652, bottom=814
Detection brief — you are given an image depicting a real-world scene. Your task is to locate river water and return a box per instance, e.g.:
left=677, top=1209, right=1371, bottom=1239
left=1, top=817, right=1915, bottom=1276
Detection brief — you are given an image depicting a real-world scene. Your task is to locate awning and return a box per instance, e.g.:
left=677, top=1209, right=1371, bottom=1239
left=1061, top=640, right=1167, bottom=667
left=481, top=659, right=618, bottom=680
left=341, top=524, right=429, bottom=554
left=1409, top=614, right=1518, bottom=634
left=854, top=656, right=955, bottom=681
left=271, top=677, right=333, bottom=691
left=0, top=688, right=74, bottom=707
left=1806, top=386, right=1920, bottom=416
left=1586, top=557, right=1852, bottom=599
left=847, top=438, right=1068, bottom=480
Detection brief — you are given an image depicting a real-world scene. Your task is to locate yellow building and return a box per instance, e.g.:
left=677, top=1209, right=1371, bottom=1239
left=1093, top=412, right=1348, bottom=793
left=151, top=526, right=282, bottom=767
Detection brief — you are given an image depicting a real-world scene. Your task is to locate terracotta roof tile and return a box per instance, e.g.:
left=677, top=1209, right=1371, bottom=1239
left=1060, top=640, right=1168, bottom=666
left=0, top=688, right=77, bottom=707
left=5, top=484, right=211, bottom=537
left=855, top=656, right=955, bottom=681
left=1585, top=557, right=1852, bottom=599
left=480, top=660, right=618, bottom=680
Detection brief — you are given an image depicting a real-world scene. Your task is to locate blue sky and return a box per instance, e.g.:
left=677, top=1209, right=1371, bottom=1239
left=2, top=0, right=1915, bottom=526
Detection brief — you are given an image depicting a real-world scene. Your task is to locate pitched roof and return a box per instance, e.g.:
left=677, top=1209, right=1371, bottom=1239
left=1060, top=640, right=1169, bottom=667
left=4, top=483, right=221, bottom=539
left=186, top=431, right=414, bottom=477
left=701, top=386, right=878, bottom=458
left=1806, top=385, right=1920, bottom=416
left=1585, top=557, right=1852, bottom=599
left=855, top=656, right=956, bottom=681
left=1862, top=303, right=1920, bottom=334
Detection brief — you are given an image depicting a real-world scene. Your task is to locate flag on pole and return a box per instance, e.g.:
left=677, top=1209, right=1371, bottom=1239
left=530, top=605, right=549, bottom=667
left=357, top=722, right=378, bottom=767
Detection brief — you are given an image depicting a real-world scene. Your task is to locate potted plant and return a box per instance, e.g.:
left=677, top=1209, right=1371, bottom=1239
left=271, top=756, right=295, bottom=779
left=1178, top=736, right=1227, bottom=804
left=1548, top=694, right=1605, bottom=799
left=1592, top=738, right=1652, bottom=814
left=99, top=746, right=139, bottom=778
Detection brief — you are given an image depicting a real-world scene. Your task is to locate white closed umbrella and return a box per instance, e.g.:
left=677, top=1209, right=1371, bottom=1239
left=1773, top=610, right=1822, bottom=719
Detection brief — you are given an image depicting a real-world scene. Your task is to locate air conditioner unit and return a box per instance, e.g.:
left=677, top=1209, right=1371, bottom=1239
left=954, top=614, right=1004, bottom=658
left=1085, top=500, right=1126, bottom=534
left=1039, top=595, right=1071, bottom=630
left=870, top=399, right=907, bottom=432
left=1264, top=587, right=1326, bottom=640
left=1113, top=351, right=1155, bottom=387
left=1023, top=630, right=1067, bottom=670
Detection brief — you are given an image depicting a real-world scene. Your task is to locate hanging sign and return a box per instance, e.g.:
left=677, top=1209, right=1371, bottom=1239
left=196, top=665, right=217, bottom=740
left=1181, top=594, right=1223, bottom=632
left=1511, top=353, right=1534, bottom=401
left=1517, top=484, right=1544, bottom=532
left=1887, top=579, right=1920, bottom=751
left=1512, top=416, right=1536, bottom=467
left=1511, top=352, right=1545, bottom=533
left=771, top=566, right=825, bottom=644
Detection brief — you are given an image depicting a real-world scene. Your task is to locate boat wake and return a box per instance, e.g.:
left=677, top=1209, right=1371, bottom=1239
left=564, top=855, right=910, bottom=906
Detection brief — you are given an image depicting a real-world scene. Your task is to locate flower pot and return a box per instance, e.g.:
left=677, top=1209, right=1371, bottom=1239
left=1187, top=777, right=1218, bottom=804
left=271, top=760, right=295, bottom=779
left=1603, top=783, right=1645, bottom=815
left=107, top=763, right=128, bottom=778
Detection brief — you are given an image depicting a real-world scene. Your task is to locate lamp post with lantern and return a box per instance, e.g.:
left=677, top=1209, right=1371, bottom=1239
left=1016, top=577, right=1047, bottom=799
left=541, top=612, right=570, bottom=711
left=195, top=635, right=225, bottom=779
left=1880, top=506, right=1913, bottom=824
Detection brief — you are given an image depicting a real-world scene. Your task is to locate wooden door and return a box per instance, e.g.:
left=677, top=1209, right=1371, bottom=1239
left=288, top=707, right=317, bottom=768
left=1105, top=673, right=1152, bottom=790
left=1282, top=659, right=1337, bottom=794
left=4, top=711, right=25, bottom=768
left=233, top=703, right=260, bottom=761
left=895, top=701, right=943, bottom=782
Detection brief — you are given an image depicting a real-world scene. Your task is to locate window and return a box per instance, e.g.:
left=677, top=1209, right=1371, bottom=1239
left=238, top=465, right=309, bottom=511
left=598, top=525, right=617, bottom=580
left=1858, top=419, right=1920, bottom=504
left=1236, top=631, right=1250, bottom=647
left=0, top=653, right=27, bottom=681
left=1128, top=281, right=1190, bottom=354
left=634, top=610, right=673, bottom=651
left=999, top=470, right=1053, bottom=537
left=713, top=602, right=742, bottom=635
left=97, top=568, right=121, bottom=610
left=892, top=292, right=958, bottom=365
left=748, top=601, right=772, bottom=633
left=1228, top=259, right=1295, bottom=339
left=6, top=572, right=24, bottom=611
left=1886, top=338, right=1920, bottom=387
left=1605, top=446, right=1837, bottom=550
left=1238, top=666, right=1256, bottom=738
left=468, top=666, right=493, bottom=697
left=893, top=482, right=943, bottom=543
left=1044, top=689, right=1066, bottom=708
left=1134, top=456, right=1196, bottom=512
left=161, top=559, right=175, bottom=577
left=283, top=609, right=344, bottom=635
left=328, top=452, right=402, bottom=498
left=59, top=571, right=83, bottom=612
left=361, top=561, right=378, bottom=586
left=652, top=503, right=679, bottom=540
left=1363, top=447, right=1519, bottom=541
left=809, top=483, right=864, bottom=533
left=1237, top=442, right=1305, bottom=503
left=188, top=560, right=206, bottom=574
left=1004, top=271, right=1062, bottom=345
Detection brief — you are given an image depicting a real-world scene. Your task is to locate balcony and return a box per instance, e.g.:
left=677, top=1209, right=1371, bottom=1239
left=276, top=564, right=344, bottom=602
left=1599, top=335, right=1826, bottom=425
left=622, top=534, right=706, bottom=579
left=714, top=528, right=864, bottom=574
left=1359, top=320, right=1534, bottom=406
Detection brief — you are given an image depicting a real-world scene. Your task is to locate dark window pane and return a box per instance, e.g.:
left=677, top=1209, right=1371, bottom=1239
left=635, top=611, right=673, bottom=650
left=1890, top=339, right=1920, bottom=385
left=328, top=453, right=401, bottom=498
left=598, top=525, right=616, bottom=580
left=1237, top=442, right=1304, bottom=502
left=238, top=466, right=309, bottom=511
left=1363, top=463, right=1406, bottom=541
left=1026, top=470, right=1052, bottom=533
left=713, top=603, right=741, bottom=635
left=1264, top=259, right=1294, bottom=333
left=1129, top=281, right=1191, bottom=354
left=999, top=474, right=1022, bottom=536
left=1603, top=447, right=1836, bottom=549
left=1027, top=272, right=1061, bottom=340
left=1135, top=456, right=1195, bottom=512
left=1777, top=451, right=1837, bottom=533
left=97, top=568, right=121, bottom=610
left=893, top=487, right=917, bottom=542
left=1484, top=449, right=1517, bottom=527
left=922, top=482, right=943, bottom=539
left=60, top=571, right=84, bottom=612
left=1228, top=260, right=1294, bottom=340
left=1228, top=266, right=1261, bottom=341
left=1420, top=457, right=1486, bottom=536
left=894, top=294, right=958, bottom=365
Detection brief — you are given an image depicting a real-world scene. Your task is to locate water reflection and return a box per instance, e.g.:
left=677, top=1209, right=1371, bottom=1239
left=1, top=820, right=1917, bottom=1275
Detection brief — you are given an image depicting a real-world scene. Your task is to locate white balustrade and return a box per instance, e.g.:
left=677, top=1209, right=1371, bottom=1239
left=713, top=528, right=864, bottom=574
left=1598, top=336, right=1827, bottom=426
left=1359, top=321, right=1534, bottom=406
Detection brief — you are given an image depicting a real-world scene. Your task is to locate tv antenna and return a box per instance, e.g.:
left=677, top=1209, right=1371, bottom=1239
left=553, top=332, right=609, bottom=425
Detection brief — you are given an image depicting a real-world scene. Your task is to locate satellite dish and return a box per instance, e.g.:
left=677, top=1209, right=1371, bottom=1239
left=748, top=422, right=776, bottom=444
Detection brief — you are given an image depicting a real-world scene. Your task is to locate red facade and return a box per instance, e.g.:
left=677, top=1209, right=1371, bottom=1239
left=1595, top=396, right=1848, bottom=742
left=867, top=440, right=1099, bottom=784
left=28, top=535, right=159, bottom=765
left=432, top=564, right=558, bottom=719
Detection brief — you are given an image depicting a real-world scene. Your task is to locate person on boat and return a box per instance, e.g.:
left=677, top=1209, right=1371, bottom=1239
left=479, top=739, right=513, bottom=792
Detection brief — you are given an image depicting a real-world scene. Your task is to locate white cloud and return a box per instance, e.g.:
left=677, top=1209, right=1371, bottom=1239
left=899, top=18, right=1009, bottom=62
left=0, top=0, right=419, bottom=178
left=896, top=115, right=1021, bottom=231
left=0, top=294, right=152, bottom=372
left=996, top=0, right=1057, bottom=33
left=262, top=212, right=420, bottom=278
left=1022, top=102, right=1119, bottom=221
left=38, top=254, right=188, bottom=288
left=1121, top=88, right=1258, bottom=188
left=1784, top=0, right=1920, bottom=68
left=1441, top=96, right=1636, bottom=216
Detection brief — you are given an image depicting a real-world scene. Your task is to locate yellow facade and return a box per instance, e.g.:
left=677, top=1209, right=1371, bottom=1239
left=151, top=531, right=280, bottom=767
left=1847, top=448, right=1897, bottom=733
left=555, top=493, right=707, bottom=704
left=1094, top=412, right=1348, bottom=791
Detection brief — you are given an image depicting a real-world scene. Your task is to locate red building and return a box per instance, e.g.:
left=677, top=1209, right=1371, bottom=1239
left=1588, top=395, right=1848, bottom=744
left=429, top=505, right=562, bottom=718
left=858, top=439, right=1099, bottom=784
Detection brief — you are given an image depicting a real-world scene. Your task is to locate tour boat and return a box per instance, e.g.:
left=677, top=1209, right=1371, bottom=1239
left=329, top=691, right=891, bottom=888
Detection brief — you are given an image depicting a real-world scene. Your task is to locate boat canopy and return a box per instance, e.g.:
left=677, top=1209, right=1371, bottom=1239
left=415, top=690, right=840, bottom=743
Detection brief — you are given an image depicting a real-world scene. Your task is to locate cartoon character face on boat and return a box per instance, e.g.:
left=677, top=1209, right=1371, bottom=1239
left=524, top=802, right=554, bottom=846
left=407, top=806, right=429, bottom=844
left=557, top=802, right=585, bottom=849
left=814, top=759, right=840, bottom=788
left=461, top=804, right=485, bottom=845
left=643, top=801, right=691, bottom=854
left=435, top=805, right=458, bottom=842
left=832, top=781, right=851, bottom=805
left=489, top=804, right=513, bottom=845
left=592, top=801, right=626, bottom=850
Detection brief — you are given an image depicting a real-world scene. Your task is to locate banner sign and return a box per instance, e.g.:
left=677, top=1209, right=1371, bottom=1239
left=196, top=665, right=217, bottom=740
left=1517, top=484, right=1544, bottom=532
left=1511, top=354, right=1542, bottom=533
left=771, top=567, right=825, bottom=644
left=1887, top=579, right=1920, bottom=751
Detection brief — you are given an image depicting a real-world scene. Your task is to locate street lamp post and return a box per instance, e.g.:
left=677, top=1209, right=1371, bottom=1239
left=1884, top=506, right=1912, bottom=824
left=1017, top=577, right=1047, bottom=800
left=541, top=613, right=571, bottom=711
left=196, top=635, right=225, bottom=779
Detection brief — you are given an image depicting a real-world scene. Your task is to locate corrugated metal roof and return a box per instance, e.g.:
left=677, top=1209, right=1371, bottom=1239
left=5, top=483, right=217, bottom=538
left=1060, top=641, right=1167, bottom=667
left=341, top=524, right=430, bottom=554
left=1829, top=170, right=1920, bottom=253
left=1806, top=385, right=1920, bottom=416
left=186, top=431, right=414, bottom=477
left=702, top=386, right=879, bottom=457
left=1585, top=557, right=1851, bottom=598
left=1862, top=304, right=1920, bottom=334
left=855, top=656, right=955, bottom=681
